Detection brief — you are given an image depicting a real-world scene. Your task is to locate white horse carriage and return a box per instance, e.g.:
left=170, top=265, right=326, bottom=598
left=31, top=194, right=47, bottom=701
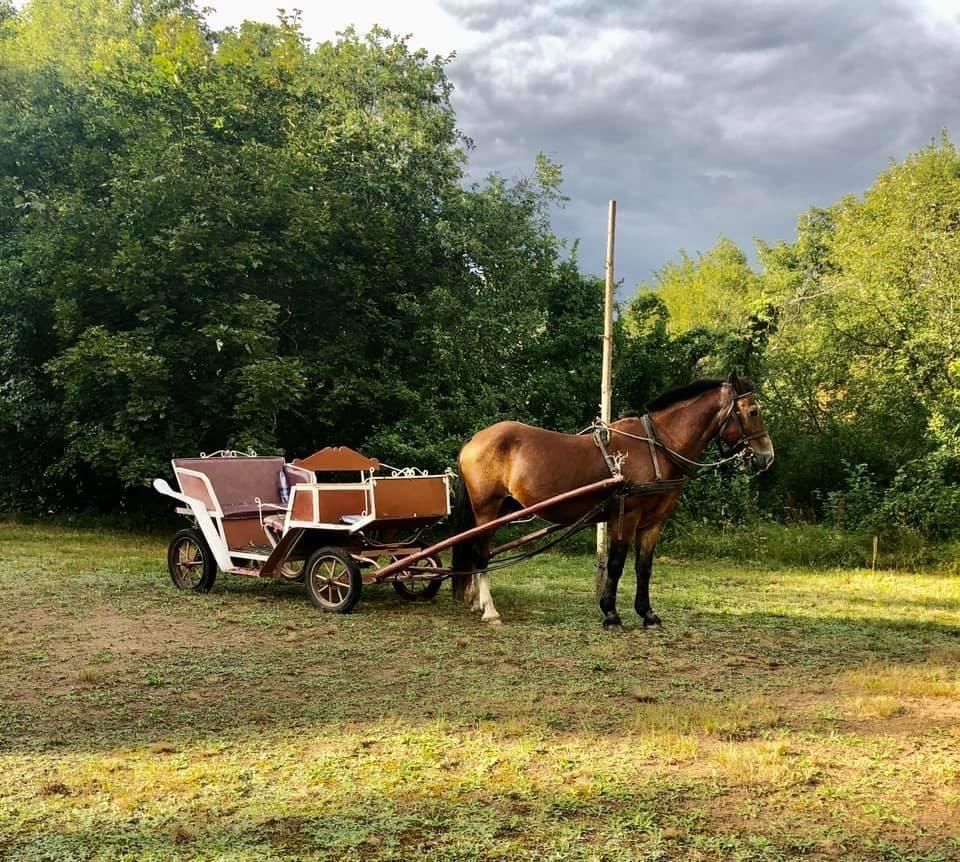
left=154, top=448, right=451, bottom=612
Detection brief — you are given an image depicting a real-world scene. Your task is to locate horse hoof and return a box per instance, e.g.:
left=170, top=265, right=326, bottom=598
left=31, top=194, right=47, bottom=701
left=642, top=612, right=662, bottom=628
left=482, top=615, right=503, bottom=626
left=602, top=615, right=622, bottom=629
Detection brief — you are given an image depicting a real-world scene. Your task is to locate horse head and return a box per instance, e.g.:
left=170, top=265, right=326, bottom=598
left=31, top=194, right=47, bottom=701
left=718, top=372, right=775, bottom=472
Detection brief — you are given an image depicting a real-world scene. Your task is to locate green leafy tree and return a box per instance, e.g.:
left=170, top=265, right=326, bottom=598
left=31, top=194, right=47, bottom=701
left=653, top=237, right=761, bottom=334
left=0, top=3, right=607, bottom=508
left=758, top=141, right=960, bottom=508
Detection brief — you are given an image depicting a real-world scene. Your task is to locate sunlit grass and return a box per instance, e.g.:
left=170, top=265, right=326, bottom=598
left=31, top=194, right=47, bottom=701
left=840, top=662, right=960, bottom=698
left=844, top=694, right=909, bottom=719
left=1, top=522, right=960, bottom=860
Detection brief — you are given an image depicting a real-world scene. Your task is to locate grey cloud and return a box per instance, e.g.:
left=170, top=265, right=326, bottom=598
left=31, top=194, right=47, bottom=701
left=442, top=0, right=960, bottom=288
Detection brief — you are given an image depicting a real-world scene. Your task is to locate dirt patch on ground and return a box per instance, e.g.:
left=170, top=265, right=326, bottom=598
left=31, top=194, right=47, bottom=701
left=6, top=605, right=226, bottom=660
left=0, top=601, right=270, bottom=723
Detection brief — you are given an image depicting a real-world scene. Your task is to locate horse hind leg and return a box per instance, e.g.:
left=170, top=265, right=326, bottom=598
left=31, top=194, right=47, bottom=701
left=454, top=534, right=498, bottom=622
left=451, top=541, right=480, bottom=610
left=477, top=579, right=500, bottom=624
left=450, top=478, right=484, bottom=607
left=471, top=534, right=502, bottom=624
left=469, top=576, right=482, bottom=612
left=451, top=492, right=503, bottom=623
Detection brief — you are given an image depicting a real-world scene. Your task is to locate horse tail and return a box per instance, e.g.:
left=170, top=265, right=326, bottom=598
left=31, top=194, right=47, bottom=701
left=450, top=470, right=476, bottom=602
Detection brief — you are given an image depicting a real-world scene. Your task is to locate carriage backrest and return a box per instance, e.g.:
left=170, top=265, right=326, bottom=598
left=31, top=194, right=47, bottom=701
left=293, top=446, right=379, bottom=473
left=172, top=456, right=311, bottom=512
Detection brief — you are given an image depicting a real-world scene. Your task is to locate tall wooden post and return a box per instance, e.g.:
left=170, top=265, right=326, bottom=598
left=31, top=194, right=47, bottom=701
left=596, top=200, right=616, bottom=598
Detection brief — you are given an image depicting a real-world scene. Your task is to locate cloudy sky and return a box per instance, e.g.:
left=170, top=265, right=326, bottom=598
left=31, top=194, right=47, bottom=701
left=207, top=0, right=960, bottom=290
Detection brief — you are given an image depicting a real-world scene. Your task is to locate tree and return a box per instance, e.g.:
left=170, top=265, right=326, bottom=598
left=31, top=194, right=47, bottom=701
left=652, top=237, right=761, bottom=334
left=0, top=3, right=605, bottom=508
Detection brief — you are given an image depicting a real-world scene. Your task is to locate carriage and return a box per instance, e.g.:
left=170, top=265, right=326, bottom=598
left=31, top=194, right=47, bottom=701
left=154, top=445, right=624, bottom=614
left=154, top=448, right=453, bottom=612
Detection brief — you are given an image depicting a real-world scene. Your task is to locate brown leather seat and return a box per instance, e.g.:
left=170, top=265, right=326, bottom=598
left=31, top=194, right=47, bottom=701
left=221, top=503, right=284, bottom=519
left=173, top=457, right=311, bottom=515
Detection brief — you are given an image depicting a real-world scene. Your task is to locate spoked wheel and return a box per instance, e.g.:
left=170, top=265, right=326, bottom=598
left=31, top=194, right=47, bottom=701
left=304, top=547, right=362, bottom=613
left=391, top=555, right=443, bottom=602
left=167, top=529, right=217, bottom=593
left=280, top=559, right=305, bottom=582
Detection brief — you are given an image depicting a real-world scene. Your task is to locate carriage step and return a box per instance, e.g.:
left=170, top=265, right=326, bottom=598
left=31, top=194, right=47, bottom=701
left=229, top=567, right=264, bottom=578
left=231, top=544, right=274, bottom=555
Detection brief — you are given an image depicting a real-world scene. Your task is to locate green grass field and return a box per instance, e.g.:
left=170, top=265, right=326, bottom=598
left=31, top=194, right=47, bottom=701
left=2, top=522, right=960, bottom=861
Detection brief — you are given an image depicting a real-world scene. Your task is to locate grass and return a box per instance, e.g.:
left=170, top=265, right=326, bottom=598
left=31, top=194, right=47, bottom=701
left=556, top=519, right=949, bottom=571
left=1, top=522, right=960, bottom=860
left=658, top=521, right=946, bottom=571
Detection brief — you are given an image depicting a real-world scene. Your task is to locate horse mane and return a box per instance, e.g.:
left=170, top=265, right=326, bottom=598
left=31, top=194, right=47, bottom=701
left=645, top=376, right=754, bottom=412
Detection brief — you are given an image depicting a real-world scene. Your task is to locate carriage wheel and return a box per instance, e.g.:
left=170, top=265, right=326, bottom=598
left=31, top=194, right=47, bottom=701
left=167, top=529, right=217, bottom=593
left=280, top=559, right=305, bottom=582
left=391, top=555, right=443, bottom=602
left=304, top=547, right=362, bottom=613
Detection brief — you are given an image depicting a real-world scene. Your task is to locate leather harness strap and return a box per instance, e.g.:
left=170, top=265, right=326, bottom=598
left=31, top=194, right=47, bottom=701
left=587, top=418, right=689, bottom=537
left=592, top=423, right=623, bottom=478
left=640, top=414, right=662, bottom=480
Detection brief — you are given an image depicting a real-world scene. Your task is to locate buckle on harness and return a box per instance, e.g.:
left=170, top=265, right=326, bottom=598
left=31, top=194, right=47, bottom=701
left=592, top=419, right=625, bottom=479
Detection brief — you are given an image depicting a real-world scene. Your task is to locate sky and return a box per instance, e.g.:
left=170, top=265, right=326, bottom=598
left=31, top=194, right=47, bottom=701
left=205, top=0, right=960, bottom=290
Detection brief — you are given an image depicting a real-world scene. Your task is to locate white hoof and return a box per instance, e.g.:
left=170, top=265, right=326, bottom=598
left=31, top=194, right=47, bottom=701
left=481, top=613, right=502, bottom=625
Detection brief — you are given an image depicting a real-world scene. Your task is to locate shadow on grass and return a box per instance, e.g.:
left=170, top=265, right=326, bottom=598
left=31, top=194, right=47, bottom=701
left=4, top=567, right=960, bottom=756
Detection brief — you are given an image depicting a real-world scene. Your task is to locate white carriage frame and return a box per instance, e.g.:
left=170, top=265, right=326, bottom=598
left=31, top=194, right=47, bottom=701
left=154, top=452, right=451, bottom=576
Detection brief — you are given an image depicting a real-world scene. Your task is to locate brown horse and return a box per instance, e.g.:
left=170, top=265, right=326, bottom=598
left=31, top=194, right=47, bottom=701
left=450, top=374, right=774, bottom=625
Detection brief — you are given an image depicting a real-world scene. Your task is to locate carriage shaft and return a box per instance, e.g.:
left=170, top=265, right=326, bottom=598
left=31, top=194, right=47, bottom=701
left=488, top=522, right=567, bottom=558
left=370, top=476, right=623, bottom=582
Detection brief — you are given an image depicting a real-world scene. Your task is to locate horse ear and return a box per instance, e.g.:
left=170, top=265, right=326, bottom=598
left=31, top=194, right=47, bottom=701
left=728, top=370, right=739, bottom=387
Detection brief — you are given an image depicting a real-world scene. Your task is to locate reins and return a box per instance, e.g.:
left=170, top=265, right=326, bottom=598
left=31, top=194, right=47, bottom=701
left=585, top=384, right=762, bottom=479
left=599, top=419, right=753, bottom=472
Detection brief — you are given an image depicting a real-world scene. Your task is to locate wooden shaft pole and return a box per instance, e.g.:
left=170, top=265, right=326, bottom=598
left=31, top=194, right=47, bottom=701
left=596, top=200, right=617, bottom=599
left=371, top=477, right=624, bottom=583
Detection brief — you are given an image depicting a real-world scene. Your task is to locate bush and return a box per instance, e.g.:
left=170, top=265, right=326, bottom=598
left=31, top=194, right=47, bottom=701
left=672, top=460, right=757, bottom=527
left=659, top=521, right=935, bottom=569
left=881, top=449, right=960, bottom=539
left=819, top=461, right=883, bottom=531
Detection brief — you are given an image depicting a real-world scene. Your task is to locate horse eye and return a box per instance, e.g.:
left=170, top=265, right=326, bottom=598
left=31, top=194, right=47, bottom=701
left=748, top=407, right=759, bottom=417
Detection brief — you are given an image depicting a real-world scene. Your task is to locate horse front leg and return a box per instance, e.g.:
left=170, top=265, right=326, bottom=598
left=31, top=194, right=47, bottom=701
left=634, top=523, right=663, bottom=627
left=599, top=538, right=630, bottom=628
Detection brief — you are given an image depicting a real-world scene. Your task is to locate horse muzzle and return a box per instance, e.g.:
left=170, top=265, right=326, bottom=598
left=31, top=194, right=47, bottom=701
left=750, top=443, right=775, bottom=473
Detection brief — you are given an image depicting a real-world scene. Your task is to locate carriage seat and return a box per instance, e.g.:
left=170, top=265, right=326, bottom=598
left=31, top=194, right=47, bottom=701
left=221, top=502, right=285, bottom=519
left=340, top=514, right=365, bottom=525
left=172, top=456, right=311, bottom=519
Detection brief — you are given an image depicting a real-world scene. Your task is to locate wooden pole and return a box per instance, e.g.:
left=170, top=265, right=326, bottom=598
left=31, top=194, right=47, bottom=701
left=596, top=200, right=617, bottom=599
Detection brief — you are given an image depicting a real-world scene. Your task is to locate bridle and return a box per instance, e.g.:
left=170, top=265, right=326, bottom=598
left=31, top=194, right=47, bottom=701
left=714, top=385, right=770, bottom=459
left=589, top=383, right=769, bottom=479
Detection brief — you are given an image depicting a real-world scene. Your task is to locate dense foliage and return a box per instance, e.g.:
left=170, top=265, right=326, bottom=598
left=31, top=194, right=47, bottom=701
left=0, top=1, right=601, bottom=509
left=640, top=137, right=960, bottom=537
left=2, top=1, right=959, bottom=537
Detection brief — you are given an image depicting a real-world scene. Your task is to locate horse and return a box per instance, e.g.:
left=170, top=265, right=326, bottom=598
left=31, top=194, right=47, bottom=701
left=450, top=373, right=774, bottom=626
